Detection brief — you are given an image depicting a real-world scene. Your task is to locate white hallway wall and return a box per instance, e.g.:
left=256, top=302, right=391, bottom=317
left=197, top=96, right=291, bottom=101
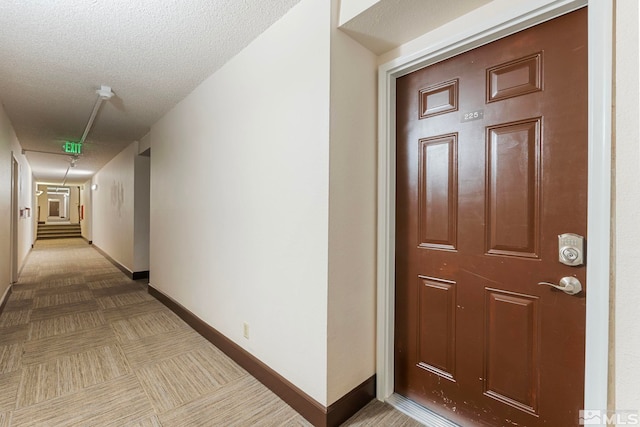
left=150, top=0, right=379, bottom=405
left=327, top=0, right=377, bottom=404
left=0, top=101, right=34, bottom=299
left=92, top=140, right=150, bottom=274
left=80, top=180, right=93, bottom=242
left=133, top=153, right=150, bottom=272
left=613, top=0, right=640, bottom=413
left=69, top=186, right=80, bottom=224
left=151, top=0, right=339, bottom=405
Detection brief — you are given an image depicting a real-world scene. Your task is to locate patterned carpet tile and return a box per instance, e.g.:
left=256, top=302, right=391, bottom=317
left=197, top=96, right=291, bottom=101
left=85, top=272, right=129, bottom=282
left=22, top=324, right=118, bottom=365
left=36, top=272, right=84, bottom=284
left=16, top=345, right=130, bottom=408
left=10, top=283, right=38, bottom=291
left=0, top=325, right=29, bottom=347
left=10, top=374, right=155, bottom=427
left=0, top=371, right=20, bottom=412
left=136, top=346, right=247, bottom=413
left=123, top=415, right=163, bottom=427
left=33, top=275, right=85, bottom=290
left=118, top=328, right=207, bottom=369
left=33, top=291, right=94, bottom=309
left=90, top=283, right=146, bottom=298
left=158, top=375, right=311, bottom=427
left=101, top=300, right=166, bottom=323
left=6, top=290, right=34, bottom=301
left=29, top=300, right=101, bottom=322
left=27, top=311, right=106, bottom=340
left=96, top=291, right=156, bottom=310
left=87, top=276, right=140, bottom=289
left=110, top=311, right=185, bottom=342
left=0, top=344, right=22, bottom=375
left=0, top=311, right=31, bottom=328
left=343, top=401, right=425, bottom=426
left=0, top=412, right=9, bottom=427
left=34, top=284, right=90, bottom=297
left=15, top=361, right=59, bottom=407
left=1, top=299, right=32, bottom=313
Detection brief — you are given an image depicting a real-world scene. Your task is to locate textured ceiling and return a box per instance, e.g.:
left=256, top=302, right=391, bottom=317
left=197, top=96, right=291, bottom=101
left=0, top=0, right=301, bottom=185
left=1, top=0, right=494, bottom=185
left=339, top=0, right=493, bottom=55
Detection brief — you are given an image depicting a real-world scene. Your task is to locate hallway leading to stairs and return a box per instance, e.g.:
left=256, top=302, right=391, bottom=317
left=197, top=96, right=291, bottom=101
left=0, top=239, right=422, bottom=426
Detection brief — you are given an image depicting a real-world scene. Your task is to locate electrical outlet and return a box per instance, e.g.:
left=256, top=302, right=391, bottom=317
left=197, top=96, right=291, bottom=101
left=243, top=322, right=249, bottom=339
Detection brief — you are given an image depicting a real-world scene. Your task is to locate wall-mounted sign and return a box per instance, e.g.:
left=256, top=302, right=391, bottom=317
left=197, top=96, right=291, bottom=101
left=63, top=141, right=82, bottom=154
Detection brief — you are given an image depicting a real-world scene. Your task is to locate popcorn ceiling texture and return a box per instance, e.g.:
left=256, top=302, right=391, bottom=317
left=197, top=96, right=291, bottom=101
left=0, top=0, right=300, bottom=183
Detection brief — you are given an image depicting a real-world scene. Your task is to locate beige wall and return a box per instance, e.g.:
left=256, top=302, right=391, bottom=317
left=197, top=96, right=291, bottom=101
left=68, top=186, right=80, bottom=223
left=150, top=0, right=332, bottom=404
left=133, top=153, right=149, bottom=272
left=326, top=0, right=377, bottom=405
left=92, top=141, right=137, bottom=273
left=613, top=0, right=640, bottom=413
left=80, top=180, right=92, bottom=241
left=0, top=101, right=34, bottom=300
left=138, top=133, right=151, bottom=154
left=92, top=140, right=150, bottom=274
left=148, top=0, right=380, bottom=406
left=36, top=185, right=47, bottom=222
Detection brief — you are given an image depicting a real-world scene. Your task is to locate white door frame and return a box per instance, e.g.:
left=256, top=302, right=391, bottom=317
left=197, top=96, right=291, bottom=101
left=10, top=155, right=19, bottom=284
left=376, top=0, right=611, bottom=422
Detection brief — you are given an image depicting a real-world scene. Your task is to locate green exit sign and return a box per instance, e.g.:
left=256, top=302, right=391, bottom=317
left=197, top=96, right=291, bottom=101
left=63, top=141, right=82, bottom=154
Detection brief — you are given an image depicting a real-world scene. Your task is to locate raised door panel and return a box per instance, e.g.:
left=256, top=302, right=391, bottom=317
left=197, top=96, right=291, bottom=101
left=486, top=119, right=541, bottom=258
left=417, top=276, right=457, bottom=381
left=484, top=288, right=540, bottom=414
left=418, top=135, right=458, bottom=250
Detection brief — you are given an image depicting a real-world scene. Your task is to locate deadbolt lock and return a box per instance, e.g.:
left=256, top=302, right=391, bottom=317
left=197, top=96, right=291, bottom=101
left=558, top=233, right=584, bottom=267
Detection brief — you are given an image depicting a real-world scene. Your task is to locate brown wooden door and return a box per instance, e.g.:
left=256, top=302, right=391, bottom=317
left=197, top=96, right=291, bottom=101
left=395, top=9, right=587, bottom=427
left=49, top=200, right=60, bottom=217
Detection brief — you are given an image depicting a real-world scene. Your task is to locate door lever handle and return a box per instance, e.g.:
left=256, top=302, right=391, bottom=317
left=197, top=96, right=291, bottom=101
left=538, top=276, right=582, bottom=295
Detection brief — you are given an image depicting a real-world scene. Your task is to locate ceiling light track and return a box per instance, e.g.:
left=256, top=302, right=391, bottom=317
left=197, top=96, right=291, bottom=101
left=61, top=166, right=72, bottom=186
left=80, top=85, right=114, bottom=145
left=26, top=84, right=114, bottom=186
left=22, top=148, right=76, bottom=157
left=62, top=84, right=113, bottom=186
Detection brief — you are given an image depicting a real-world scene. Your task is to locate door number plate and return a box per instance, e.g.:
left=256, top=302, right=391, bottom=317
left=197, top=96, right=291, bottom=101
left=461, top=109, right=484, bottom=122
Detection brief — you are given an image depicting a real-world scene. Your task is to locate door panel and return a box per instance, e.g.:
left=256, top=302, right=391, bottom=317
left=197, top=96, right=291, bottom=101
left=49, top=200, right=60, bottom=217
left=418, top=134, right=458, bottom=250
left=484, top=288, right=539, bottom=413
left=486, top=118, right=541, bottom=258
left=395, top=9, right=587, bottom=427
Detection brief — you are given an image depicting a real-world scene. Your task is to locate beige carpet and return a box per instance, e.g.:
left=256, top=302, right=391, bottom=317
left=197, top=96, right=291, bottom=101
left=0, top=239, right=423, bottom=426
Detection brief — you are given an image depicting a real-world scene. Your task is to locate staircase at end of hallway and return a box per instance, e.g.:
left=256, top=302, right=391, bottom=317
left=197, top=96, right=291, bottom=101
left=37, top=223, right=82, bottom=240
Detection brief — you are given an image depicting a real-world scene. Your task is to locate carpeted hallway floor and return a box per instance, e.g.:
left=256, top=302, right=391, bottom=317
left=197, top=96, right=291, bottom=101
left=0, top=239, right=423, bottom=426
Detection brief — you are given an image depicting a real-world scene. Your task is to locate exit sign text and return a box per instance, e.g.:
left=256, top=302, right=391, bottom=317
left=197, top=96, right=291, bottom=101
left=63, top=141, right=82, bottom=154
